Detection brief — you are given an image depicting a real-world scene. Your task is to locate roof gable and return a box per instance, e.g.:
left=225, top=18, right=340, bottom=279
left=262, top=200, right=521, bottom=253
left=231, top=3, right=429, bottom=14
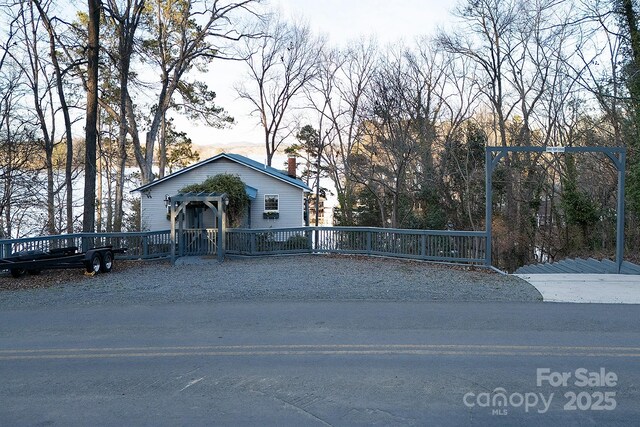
left=132, top=153, right=312, bottom=193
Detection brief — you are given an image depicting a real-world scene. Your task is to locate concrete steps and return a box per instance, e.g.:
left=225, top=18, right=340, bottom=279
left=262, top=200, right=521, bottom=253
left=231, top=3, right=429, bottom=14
left=515, top=257, right=640, bottom=275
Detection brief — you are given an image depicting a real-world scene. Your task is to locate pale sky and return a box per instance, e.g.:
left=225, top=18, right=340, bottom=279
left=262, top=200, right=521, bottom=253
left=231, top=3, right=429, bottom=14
left=274, top=0, right=453, bottom=45
left=185, top=0, right=455, bottom=152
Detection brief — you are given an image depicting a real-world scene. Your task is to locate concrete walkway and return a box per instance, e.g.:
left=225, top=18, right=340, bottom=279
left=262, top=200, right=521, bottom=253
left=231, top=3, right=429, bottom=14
left=515, top=274, right=640, bottom=304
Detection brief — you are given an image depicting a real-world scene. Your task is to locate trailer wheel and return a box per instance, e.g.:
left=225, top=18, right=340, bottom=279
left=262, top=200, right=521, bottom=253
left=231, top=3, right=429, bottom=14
left=86, top=252, right=102, bottom=274
left=10, top=269, right=25, bottom=278
left=100, top=251, right=113, bottom=273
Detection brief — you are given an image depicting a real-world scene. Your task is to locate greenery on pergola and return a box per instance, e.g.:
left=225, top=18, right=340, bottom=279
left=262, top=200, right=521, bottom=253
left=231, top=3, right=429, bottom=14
left=180, top=174, right=249, bottom=227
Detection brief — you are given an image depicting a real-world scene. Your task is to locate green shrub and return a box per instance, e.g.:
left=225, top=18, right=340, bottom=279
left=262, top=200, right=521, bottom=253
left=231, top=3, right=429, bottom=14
left=180, top=174, right=249, bottom=227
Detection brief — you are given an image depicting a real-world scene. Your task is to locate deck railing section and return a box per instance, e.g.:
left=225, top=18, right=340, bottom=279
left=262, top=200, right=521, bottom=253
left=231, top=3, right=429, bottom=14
left=226, top=227, right=486, bottom=264
left=180, top=229, right=217, bottom=256
left=1, top=227, right=485, bottom=265
left=0, top=231, right=172, bottom=260
left=225, top=227, right=312, bottom=255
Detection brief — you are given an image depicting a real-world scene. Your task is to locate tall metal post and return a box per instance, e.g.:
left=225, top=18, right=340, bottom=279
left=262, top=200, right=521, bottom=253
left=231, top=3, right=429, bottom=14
left=485, top=148, right=493, bottom=267
left=616, top=151, right=626, bottom=273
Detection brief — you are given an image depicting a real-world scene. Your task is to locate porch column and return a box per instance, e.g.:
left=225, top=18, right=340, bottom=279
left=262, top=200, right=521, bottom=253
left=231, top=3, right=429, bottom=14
left=218, top=196, right=227, bottom=262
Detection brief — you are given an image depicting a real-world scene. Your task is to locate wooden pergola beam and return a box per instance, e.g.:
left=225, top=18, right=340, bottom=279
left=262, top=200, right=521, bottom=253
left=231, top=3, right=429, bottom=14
left=169, top=192, right=228, bottom=263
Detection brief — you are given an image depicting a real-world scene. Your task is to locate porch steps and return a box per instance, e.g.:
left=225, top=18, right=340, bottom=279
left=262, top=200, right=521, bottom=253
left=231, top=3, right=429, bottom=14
left=515, top=258, right=640, bottom=275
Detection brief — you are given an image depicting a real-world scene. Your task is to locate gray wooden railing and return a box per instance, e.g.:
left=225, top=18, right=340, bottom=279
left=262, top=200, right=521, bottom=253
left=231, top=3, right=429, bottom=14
left=0, top=231, right=172, bottom=260
left=226, top=227, right=486, bottom=264
left=1, top=227, right=486, bottom=265
left=180, top=229, right=217, bottom=257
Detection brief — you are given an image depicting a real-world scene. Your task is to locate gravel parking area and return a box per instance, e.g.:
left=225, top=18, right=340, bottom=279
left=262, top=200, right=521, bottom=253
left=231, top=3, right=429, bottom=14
left=0, top=254, right=542, bottom=309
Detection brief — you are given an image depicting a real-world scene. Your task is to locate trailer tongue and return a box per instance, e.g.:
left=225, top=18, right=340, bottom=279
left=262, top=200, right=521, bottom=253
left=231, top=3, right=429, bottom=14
left=0, top=246, right=127, bottom=278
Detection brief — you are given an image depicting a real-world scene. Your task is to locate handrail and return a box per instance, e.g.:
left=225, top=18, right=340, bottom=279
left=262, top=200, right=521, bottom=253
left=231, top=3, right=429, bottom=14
left=226, top=226, right=486, bottom=264
left=1, top=226, right=486, bottom=265
left=0, top=230, right=172, bottom=260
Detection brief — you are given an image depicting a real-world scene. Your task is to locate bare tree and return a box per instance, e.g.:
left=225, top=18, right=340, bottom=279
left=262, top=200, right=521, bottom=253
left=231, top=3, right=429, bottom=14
left=436, top=53, right=483, bottom=229
left=237, top=14, right=323, bottom=166
left=32, top=0, right=78, bottom=234
left=352, top=45, right=446, bottom=228
left=81, top=0, right=101, bottom=232
left=8, top=0, right=60, bottom=234
left=103, top=0, right=145, bottom=231
left=309, top=40, right=377, bottom=225
left=0, top=60, right=44, bottom=238
left=437, top=0, right=521, bottom=148
left=133, top=0, right=257, bottom=183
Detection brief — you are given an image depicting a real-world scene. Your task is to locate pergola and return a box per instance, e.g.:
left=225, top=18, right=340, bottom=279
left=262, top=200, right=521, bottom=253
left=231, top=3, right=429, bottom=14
left=485, top=146, right=626, bottom=273
left=168, top=192, right=228, bottom=262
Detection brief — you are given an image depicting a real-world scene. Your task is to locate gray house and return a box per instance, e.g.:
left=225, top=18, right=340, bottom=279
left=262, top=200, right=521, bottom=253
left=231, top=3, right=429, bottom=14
left=133, top=153, right=311, bottom=231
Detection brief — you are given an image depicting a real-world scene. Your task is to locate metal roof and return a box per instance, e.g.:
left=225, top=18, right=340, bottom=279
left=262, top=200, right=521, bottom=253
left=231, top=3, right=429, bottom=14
left=132, top=153, right=312, bottom=193
left=515, top=258, right=640, bottom=275
left=244, top=185, right=258, bottom=200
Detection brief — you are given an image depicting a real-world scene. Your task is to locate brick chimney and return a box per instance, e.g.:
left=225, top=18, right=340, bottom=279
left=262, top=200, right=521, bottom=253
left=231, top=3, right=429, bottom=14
left=287, top=155, right=297, bottom=178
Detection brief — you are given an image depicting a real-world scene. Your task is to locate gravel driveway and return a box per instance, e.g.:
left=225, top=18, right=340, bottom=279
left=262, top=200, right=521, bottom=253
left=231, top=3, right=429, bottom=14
left=0, top=254, right=542, bottom=309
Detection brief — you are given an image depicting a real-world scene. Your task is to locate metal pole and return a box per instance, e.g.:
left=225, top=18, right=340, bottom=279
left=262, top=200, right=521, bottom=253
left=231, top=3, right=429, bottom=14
left=616, top=151, right=626, bottom=274
left=485, top=148, right=493, bottom=267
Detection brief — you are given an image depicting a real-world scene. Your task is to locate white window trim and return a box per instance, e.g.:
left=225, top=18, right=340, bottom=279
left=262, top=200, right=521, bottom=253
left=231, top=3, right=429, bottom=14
left=264, top=194, right=279, bottom=212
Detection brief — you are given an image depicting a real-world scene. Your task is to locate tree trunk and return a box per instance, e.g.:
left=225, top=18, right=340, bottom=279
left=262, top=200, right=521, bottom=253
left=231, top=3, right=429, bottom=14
left=65, top=132, right=73, bottom=233
left=3, top=101, right=12, bottom=238
left=45, top=150, right=55, bottom=234
left=314, top=147, right=322, bottom=226
left=83, top=0, right=100, bottom=233
left=265, top=127, right=273, bottom=166
left=33, top=0, right=75, bottom=234
left=113, top=48, right=128, bottom=232
left=159, top=112, right=166, bottom=178
left=97, top=148, right=102, bottom=233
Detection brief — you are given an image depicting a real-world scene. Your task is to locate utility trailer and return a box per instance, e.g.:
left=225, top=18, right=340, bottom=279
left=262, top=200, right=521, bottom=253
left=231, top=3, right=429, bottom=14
left=0, top=246, right=127, bottom=278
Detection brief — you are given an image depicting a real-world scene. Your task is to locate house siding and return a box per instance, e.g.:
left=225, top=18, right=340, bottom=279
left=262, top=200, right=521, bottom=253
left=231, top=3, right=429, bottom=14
left=139, top=158, right=306, bottom=231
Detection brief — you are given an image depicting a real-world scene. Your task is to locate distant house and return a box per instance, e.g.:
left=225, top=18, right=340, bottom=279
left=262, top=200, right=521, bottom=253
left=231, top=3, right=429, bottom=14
left=308, top=196, right=334, bottom=226
left=132, top=153, right=312, bottom=231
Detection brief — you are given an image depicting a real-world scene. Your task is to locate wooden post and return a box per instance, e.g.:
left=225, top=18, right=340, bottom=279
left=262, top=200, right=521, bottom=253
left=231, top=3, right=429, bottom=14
left=170, top=201, right=176, bottom=264
left=178, top=207, right=184, bottom=258
left=218, top=196, right=227, bottom=262
left=143, top=234, right=149, bottom=259
left=307, top=228, right=313, bottom=252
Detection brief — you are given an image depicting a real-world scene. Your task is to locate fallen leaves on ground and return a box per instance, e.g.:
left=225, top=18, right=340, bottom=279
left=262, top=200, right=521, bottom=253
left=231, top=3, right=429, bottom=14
left=0, top=260, right=143, bottom=291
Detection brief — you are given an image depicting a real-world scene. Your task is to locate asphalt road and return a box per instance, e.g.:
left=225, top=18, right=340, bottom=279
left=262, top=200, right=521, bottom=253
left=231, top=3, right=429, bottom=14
left=1, top=301, right=639, bottom=426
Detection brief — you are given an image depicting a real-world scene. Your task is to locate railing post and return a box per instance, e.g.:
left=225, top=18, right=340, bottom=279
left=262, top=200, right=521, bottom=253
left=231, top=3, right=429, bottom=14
left=143, top=234, right=149, bottom=259
left=421, top=233, right=427, bottom=258
left=250, top=232, right=256, bottom=254
left=218, top=212, right=226, bottom=262
left=366, top=231, right=372, bottom=254
left=307, top=228, right=313, bottom=253
left=314, top=228, right=319, bottom=251
left=82, top=234, right=89, bottom=253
